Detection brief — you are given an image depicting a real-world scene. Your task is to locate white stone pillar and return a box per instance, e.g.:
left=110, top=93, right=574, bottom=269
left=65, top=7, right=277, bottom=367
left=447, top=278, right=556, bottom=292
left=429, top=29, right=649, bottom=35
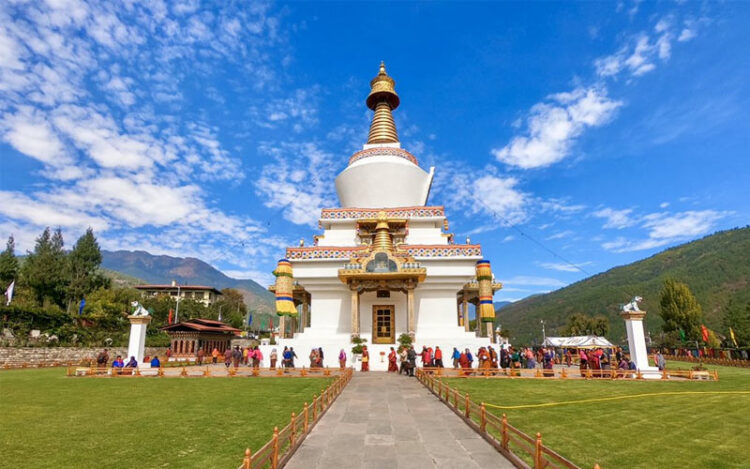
left=127, top=315, right=152, bottom=364
left=621, top=310, right=660, bottom=378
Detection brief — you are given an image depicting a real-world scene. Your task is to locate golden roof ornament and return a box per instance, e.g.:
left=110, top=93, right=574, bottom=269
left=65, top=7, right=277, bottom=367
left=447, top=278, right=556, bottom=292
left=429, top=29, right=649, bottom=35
left=366, top=61, right=400, bottom=144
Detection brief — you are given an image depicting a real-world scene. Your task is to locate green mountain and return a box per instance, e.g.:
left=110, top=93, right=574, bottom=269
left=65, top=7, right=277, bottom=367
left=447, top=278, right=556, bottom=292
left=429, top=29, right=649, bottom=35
left=497, top=227, right=750, bottom=345
left=101, top=250, right=275, bottom=316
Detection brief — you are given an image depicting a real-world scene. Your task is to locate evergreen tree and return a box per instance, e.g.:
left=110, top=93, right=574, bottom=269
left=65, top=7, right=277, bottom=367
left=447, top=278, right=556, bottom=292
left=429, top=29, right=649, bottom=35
left=659, top=278, right=703, bottom=341
left=22, top=227, right=68, bottom=307
left=67, top=228, right=109, bottom=307
left=0, top=235, right=19, bottom=289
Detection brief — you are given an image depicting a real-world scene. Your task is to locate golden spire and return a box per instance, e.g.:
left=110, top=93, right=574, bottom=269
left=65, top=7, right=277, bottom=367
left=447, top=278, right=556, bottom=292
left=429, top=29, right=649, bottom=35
left=373, top=211, right=393, bottom=252
left=366, top=61, right=400, bottom=144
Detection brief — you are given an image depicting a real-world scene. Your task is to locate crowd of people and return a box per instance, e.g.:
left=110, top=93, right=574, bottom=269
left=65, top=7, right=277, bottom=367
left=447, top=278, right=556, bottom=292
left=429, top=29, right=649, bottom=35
left=95, top=343, right=678, bottom=375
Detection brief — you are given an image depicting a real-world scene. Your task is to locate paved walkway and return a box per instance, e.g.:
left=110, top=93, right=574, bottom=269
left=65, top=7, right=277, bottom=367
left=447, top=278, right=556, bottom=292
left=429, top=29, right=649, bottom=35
left=284, top=372, right=514, bottom=469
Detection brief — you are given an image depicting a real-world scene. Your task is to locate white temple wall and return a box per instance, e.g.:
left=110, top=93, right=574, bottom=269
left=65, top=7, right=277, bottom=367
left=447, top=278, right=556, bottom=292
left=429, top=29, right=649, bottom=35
left=415, top=288, right=465, bottom=337
left=306, top=289, right=346, bottom=333
left=406, top=223, right=448, bottom=245
left=316, top=225, right=357, bottom=247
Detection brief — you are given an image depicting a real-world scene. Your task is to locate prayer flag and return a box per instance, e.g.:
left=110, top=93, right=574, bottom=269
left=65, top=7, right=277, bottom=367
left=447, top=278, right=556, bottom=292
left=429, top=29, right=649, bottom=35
left=247, top=313, right=253, bottom=326
left=701, top=324, right=709, bottom=342
left=5, top=280, right=14, bottom=306
left=168, top=309, right=174, bottom=325
left=78, top=298, right=85, bottom=315
left=679, top=328, right=686, bottom=343
left=729, top=327, right=738, bottom=348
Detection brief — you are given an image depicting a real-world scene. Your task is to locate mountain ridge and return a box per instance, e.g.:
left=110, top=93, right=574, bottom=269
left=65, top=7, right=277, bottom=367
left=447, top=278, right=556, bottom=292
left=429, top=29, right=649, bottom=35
left=100, top=250, right=275, bottom=314
left=496, top=227, right=750, bottom=345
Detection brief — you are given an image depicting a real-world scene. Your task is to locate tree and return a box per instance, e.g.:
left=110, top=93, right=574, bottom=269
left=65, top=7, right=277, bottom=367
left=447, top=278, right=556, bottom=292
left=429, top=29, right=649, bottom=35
left=659, top=278, right=703, bottom=341
left=0, top=235, right=19, bottom=289
left=209, top=288, right=248, bottom=327
left=67, top=228, right=109, bottom=308
left=723, top=300, right=750, bottom=347
left=562, top=313, right=609, bottom=336
left=22, top=228, right=68, bottom=307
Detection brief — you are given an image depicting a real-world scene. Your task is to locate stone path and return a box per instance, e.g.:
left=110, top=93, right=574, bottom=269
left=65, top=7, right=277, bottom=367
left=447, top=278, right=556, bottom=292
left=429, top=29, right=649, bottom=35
left=284, top=371, right=515, bottom=469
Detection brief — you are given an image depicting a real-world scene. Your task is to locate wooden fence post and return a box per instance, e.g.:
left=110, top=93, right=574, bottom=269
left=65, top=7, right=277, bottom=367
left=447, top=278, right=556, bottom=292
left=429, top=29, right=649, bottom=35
left=465, top=394, right=470, bottom=418
left=312, top=394, right=318, bottom=420
left=304, top=402, right=309, bottom=433
left=243, top=448, right=252, bottom=469
left=662, top=368, right=668, bottom=380
left=534, top=432, right=543, bottom=469
left=180, top=366, right=188, bottom=377
left=501, top=414, right=509, bottom=450
left=561, top=368, right=567, bottom=379
left=453, top=389, right=458, bottom=408
left=480, top=403, right=487, bottom=432
left=437, top=380, right=443, bottom=399
left=290, top=412, right=297, bottom=447
left=271, top=426, right=279, bottom=469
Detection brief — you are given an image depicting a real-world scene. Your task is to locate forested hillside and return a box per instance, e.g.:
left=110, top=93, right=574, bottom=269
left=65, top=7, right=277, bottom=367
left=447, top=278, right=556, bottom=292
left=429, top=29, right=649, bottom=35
left=497, top=227, right=750, bottom=345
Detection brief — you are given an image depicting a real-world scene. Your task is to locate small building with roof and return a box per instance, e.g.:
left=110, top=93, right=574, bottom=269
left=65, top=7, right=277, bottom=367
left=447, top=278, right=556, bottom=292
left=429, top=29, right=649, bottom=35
left=161, top=318, right=241, bottom=359
left=134, top=283, right=223, bottom=307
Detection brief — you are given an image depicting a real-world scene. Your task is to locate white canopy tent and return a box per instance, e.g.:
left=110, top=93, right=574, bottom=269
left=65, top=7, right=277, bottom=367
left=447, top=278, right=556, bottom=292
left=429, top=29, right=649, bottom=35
left=543, top=335, right=614, bottom=349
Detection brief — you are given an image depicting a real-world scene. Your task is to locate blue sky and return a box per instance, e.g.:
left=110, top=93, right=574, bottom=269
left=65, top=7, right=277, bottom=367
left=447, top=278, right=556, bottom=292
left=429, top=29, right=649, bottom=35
left=1, top=1, right=748, bottom=302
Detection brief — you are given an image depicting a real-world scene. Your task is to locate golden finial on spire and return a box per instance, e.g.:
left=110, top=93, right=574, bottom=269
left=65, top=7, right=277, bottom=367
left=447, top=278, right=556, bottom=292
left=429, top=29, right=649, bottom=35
left=366, top=61, right=400, bottom=144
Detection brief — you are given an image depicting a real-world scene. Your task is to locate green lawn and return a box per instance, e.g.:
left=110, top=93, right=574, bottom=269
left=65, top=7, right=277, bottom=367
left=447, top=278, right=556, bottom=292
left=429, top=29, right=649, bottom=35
left=0, top=368, right=332, bottom=468
left=442, top=364, right=750, bottom=469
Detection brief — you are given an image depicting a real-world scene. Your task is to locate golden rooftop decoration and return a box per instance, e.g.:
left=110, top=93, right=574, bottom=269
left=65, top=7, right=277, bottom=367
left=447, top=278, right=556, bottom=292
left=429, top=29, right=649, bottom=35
left=366, top=61, right=400, bottom=144
left=373, top=211, right=394, bottom=252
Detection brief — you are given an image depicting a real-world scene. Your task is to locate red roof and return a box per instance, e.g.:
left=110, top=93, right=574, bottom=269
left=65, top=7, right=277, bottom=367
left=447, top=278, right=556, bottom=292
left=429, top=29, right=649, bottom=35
left=161, top=318, right=241, bottom=334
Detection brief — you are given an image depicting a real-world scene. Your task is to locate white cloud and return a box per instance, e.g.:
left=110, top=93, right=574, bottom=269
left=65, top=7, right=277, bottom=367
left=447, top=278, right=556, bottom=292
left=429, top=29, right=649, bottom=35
left=500, top=276, right=567, bottom=288
left=546, top=230, right=574, bottom=240
left=594, top=16, right=688, bottom=79
left=434, top=163, right=528, bottom=226
left=1, top=107, right=68, bottom=165
left=539, top=261, right=593, bottom=273
left=492, top=87, right=621, bottom=169
left=678, top=29, right=696, bottom=42
left=593, top=207, right=635, bottom=229
left=0, top=1, right=291, bottom=277
left=602, top=209, right=729, bottom=252
left=254, top=142, right=338, bottom=226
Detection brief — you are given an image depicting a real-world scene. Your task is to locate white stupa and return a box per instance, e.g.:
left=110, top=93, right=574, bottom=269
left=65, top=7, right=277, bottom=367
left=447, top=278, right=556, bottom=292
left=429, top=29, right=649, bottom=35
left=268, top=63, right=502, bottom=370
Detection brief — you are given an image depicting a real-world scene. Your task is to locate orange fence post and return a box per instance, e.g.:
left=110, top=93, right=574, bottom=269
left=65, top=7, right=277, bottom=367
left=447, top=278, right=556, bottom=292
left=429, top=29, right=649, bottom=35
left=271, top=426, right=279, bottom=469
left=501, top=414, right=509, bottom=450
left=480, top=403, right=487, bottom=432
left=437, top=380, right=442, bottom=399
left=465, top=394, right=470, bottom=418
left=243, top=448, right=252, bottom=469
left=304, top=402, right=309, bottom=433
left=662, top=369, right=668, bottom=380
left=180, top=366, right=188, bottom=377
left=453, top=389, right=458, bottom=408
left=312, top=394, right=318, bottom=420
left=561, top=368, right=567, bottom=379
left=290, top=412, right=297, bottom=447
left=534, top=432, right=543, bottom=469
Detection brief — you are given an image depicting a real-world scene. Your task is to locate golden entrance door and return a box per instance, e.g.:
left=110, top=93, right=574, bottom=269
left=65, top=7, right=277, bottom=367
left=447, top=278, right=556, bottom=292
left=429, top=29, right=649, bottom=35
left=372, top=305, right=395, bottom=344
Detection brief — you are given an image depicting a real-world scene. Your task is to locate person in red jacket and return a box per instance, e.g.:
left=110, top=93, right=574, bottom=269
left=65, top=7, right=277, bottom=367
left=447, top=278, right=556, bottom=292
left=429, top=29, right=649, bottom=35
left=434, top=346, right=444, bottom=368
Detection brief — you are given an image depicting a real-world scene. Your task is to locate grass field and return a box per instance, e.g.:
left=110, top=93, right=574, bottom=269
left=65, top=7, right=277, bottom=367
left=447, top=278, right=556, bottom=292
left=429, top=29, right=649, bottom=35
left=442, top=364, right=750, bottom=469
left=0, top=368, right=332, bottom=468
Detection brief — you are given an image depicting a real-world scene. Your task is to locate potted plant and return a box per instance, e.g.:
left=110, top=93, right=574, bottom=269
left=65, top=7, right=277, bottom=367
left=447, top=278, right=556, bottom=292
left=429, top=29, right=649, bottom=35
left=397, top=333, right=413, bottom=354
left=351, top=336, right=367, bottom=364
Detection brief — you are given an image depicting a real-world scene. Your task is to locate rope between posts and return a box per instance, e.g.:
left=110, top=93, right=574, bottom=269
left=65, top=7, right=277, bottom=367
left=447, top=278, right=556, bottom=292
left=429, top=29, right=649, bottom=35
left=482, top=391, right=750, bottom=410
